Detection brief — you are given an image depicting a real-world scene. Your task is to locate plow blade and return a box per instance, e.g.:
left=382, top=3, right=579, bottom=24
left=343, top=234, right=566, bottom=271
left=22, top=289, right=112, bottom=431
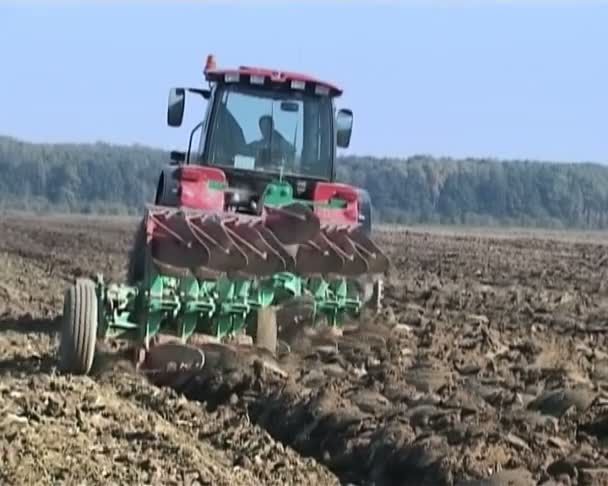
left=223, top=217, right=295, bottom=277
left=294, top=231, right=346, bottom=275
left=147, top=208, right=248, bottom=277
left=264, top=203, right=321, bottom=245
left=295, top=225, right=390, bottom=277
left=334, top=226, right=390, bottom=275
left=143, top=203, right=389, bottom=280
left=144, top=205, right=321, bottom=278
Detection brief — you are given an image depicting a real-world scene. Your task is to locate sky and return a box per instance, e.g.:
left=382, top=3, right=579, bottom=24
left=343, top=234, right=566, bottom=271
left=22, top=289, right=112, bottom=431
left=0, top=0, right=607, bottom=163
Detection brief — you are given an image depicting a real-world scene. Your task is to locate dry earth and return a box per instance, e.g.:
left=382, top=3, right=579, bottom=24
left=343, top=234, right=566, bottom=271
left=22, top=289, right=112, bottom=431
left=1, top=212, right=608, bottom=486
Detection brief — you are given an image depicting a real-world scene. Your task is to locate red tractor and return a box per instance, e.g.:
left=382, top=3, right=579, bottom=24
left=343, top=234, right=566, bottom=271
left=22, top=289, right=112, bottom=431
left=59, top=55, right=389, bottom=377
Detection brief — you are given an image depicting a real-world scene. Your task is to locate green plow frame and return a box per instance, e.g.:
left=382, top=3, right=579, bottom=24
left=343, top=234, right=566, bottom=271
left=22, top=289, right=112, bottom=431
left=95, top=267, right=365, bottom=349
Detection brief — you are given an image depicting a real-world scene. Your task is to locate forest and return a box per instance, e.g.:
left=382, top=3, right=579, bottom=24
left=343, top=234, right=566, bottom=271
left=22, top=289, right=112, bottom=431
left=1, top=134, right=608, bottom=229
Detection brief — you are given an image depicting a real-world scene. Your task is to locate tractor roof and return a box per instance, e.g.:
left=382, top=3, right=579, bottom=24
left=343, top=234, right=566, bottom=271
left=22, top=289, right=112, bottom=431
left=203, top=55, right=343, bottom=97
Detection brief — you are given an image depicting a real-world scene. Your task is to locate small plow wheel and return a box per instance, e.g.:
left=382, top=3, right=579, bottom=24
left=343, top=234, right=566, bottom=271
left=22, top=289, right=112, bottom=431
left=59, top=278, right=98, bottom=375
left=254, top=306, right=278, bottom=354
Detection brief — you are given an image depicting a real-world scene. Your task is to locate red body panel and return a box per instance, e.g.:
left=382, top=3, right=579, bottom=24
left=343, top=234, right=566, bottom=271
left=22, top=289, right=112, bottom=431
left=312, top=182, right=359, bottom=225
left=174, top=166, right=226, bottom=211
left=205, top=65, right=343, bottom=96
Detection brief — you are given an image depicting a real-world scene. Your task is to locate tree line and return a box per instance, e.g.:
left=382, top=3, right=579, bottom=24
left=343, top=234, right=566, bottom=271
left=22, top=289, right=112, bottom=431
left=1, top=135, right=608, bottom=229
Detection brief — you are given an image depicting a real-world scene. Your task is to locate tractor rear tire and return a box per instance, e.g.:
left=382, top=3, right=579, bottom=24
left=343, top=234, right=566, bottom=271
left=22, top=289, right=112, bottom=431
left=59, top=278, right=98, bottom=375
left=254, top=306, right=278, bottom=355
left=127, top=217, right=146, bottom=285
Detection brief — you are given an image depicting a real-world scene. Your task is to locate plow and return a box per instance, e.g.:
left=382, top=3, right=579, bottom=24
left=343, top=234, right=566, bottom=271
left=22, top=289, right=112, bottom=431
left=58, top=55, right=390, bottom=380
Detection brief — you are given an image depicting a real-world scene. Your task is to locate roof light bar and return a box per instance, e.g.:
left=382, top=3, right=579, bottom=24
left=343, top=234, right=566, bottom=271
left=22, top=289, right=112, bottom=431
left=225, top=73, right=240, bottom=83
left=315, top=84, right=330, bottom=96
left=291, top=79, right=306, bottom=90
left=250, top=75, right=265, bottom=85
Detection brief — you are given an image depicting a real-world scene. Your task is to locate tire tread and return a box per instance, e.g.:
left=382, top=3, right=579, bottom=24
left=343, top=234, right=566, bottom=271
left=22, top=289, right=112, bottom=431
left=60, top=278, right=98, bottom=375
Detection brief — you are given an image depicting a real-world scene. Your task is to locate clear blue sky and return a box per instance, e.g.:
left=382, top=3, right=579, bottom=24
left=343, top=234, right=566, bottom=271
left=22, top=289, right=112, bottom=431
left=1, top=1, right=606, bottom=163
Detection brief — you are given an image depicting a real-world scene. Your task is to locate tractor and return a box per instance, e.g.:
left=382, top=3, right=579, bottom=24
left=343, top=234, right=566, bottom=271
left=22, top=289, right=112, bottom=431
left=58, top=55, right=390, bottom=377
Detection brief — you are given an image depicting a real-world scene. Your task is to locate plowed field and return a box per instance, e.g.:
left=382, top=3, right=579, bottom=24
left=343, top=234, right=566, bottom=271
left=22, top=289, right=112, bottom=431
left=1, top=212, right=608, bottom=486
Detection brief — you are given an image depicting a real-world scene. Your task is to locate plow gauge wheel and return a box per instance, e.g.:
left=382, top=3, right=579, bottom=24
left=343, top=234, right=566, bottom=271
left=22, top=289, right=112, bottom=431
left=59, top=278, right=98, bottom=375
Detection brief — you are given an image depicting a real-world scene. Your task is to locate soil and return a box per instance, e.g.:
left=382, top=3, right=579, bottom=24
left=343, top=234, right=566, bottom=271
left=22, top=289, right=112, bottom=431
left=1, top=212, right=608, bottom=485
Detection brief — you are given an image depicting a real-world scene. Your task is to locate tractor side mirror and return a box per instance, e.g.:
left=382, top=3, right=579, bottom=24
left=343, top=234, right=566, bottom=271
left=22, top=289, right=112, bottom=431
left=336, top=109, right=353, bottom=148
left=167, top=88, right=186, bottom=127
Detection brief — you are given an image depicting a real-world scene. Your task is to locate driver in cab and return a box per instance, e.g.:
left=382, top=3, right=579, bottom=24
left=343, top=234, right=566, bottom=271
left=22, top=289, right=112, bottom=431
left=248, top=115, right=295, bottom=167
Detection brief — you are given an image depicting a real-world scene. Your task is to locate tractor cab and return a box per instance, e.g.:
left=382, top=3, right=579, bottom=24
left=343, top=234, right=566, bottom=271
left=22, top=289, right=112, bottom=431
left=158, top=55, right=371, bottom=233
left=166, top=55, right=353, bottom=189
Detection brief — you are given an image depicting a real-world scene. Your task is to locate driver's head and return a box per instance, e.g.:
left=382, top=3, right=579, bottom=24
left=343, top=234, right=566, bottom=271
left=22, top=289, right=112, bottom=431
left=259, top=115, right=273, bottom=140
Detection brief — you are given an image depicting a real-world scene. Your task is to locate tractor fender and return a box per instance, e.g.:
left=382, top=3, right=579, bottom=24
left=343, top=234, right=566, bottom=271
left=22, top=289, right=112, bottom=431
left=355, top=188, right=373, bottom=235
left=154, top=166, right=180, bottom=207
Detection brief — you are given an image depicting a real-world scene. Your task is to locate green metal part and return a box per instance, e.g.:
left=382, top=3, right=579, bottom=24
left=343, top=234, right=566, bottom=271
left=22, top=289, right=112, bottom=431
left=92, top=178, right=367, bottom=347
left=262, top=179, right=347, bottom=211
left=306, top=277, right=362, bottom=327
left=261, top=179, right=295, bottom=207
left=94, top=269, right=362, bottom=346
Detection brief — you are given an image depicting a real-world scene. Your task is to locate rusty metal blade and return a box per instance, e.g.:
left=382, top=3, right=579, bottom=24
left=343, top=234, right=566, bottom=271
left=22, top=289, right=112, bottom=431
left=264, top=203, right=320, bottom=245
left=187, top=215, right=249, bottom=273
left=321, top=225, right=370, bottom=276
left=342, top=227, right=390, bottom=275
left=294, top=231, right=346, bottom=275
left=147, top=209, right=211, bottom=272
left=293, top=224, right=390, bottom=277
left=147, top=209, right=255, bottom=276
left=224, top=219, right=291, bottom=276
left=141, top=204, right=389, bottom=280
left=254, top=224, right=298, bottom=272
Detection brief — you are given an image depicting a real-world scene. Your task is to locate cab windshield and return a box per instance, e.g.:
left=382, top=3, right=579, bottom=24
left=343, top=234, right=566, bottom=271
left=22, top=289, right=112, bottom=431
left=205, top=84, right=334, bottom=179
